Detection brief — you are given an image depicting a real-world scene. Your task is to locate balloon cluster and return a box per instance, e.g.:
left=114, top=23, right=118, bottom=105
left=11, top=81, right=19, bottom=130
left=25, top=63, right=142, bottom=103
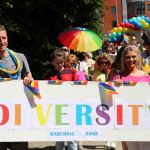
left=108, top=16, right=150, bottom=43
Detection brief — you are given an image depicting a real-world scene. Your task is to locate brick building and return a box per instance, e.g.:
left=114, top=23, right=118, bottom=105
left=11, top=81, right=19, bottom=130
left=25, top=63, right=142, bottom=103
left=145, top=0, right=150, bottom=17
left=103, top=0, right=124, bottom=34
left=103, top=0, right=150, bottom=34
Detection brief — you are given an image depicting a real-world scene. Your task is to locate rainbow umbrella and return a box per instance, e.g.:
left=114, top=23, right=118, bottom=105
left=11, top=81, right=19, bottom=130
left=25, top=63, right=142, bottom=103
left=58, top=27, right=102, bottom=52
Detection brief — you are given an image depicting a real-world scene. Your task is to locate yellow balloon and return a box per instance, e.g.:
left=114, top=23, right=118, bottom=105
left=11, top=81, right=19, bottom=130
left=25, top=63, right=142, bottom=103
left=143, top=22, right=149, bottom=28
left=113, top=27, right=118, bottom=32
left=140, top=19, right=146, bottom=25
left=117, top=27, right=122, bottom=32
left=123, top=28, right=128, bottom=32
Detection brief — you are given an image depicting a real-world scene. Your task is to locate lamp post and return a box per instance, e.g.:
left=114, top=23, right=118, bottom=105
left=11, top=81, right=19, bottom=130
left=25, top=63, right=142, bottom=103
left=115, top=0, right=118, bottom=25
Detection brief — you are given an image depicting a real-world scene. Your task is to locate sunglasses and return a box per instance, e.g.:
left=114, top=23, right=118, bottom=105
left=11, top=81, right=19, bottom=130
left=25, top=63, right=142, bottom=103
left=63, top=50, right=69, bottom=53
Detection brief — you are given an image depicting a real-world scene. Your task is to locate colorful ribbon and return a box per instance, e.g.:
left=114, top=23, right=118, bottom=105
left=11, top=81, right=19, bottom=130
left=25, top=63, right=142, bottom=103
left=98, top=82, right=118, bottom=108
left=99, top=82, right=118, bottom=94
left=0, top=78, right=12, bottom=81
left=0, top=48, right=21, bottom=79
left=48, top=80, right=63, bottom=85
left=74, top=81, right=88, bottom=85
left=25, top=80, right=41, bottom=99
left=123, top=81, right=137, bottom=86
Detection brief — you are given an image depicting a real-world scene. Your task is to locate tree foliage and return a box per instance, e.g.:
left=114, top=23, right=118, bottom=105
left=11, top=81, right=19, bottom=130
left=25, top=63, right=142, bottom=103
left=0, top=0, right=104, bottom=78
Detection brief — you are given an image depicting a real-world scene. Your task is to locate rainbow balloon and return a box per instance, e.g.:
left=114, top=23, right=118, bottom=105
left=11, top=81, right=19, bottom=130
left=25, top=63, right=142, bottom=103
left=108, top=16, right=150, bottom=43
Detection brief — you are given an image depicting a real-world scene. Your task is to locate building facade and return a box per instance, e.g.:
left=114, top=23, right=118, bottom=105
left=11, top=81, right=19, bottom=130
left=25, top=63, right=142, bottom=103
left=103, top=0, right=123, bottom=34
left=103, top=0, right=150, bottom=34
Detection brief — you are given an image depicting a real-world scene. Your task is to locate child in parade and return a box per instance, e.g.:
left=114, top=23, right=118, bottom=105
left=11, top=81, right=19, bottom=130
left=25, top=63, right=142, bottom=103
left=65, top=54, right=86, bottom=81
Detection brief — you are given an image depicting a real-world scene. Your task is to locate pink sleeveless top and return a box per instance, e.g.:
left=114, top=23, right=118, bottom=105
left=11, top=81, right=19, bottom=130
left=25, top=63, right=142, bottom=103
left=113, top=71, right=150, bottom=82
left=121, top=75, right=150, bottom=82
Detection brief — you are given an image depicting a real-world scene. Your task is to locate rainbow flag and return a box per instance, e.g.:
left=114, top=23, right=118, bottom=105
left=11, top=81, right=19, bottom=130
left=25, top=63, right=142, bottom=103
left=0, top=78, right=12, bottom=81
left=74, top=81, right=88, bottom=85
left=123, top=81, right=137, bottom=86
left=123, top=34, right=129, bottom=43
left=98, top=82, right=118, bottom=107
left=99, top=82, right=118, bottom=94
left=25, top=80, right=41, bottom=99
left=48, top=80, right=63, bottom=85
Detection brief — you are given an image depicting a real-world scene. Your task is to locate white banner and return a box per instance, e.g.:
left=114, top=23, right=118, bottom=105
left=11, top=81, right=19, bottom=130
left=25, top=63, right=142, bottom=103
left=0, top=80, right=150, bottom=141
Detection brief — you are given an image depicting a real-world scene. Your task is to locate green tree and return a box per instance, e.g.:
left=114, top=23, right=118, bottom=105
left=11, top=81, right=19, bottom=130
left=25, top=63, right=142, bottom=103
left=0, top=0, right=104, bottom=78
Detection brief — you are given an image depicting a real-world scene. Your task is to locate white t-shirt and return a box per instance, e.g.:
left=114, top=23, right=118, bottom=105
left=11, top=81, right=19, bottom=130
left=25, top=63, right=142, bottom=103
left=78, top=61, right=88, bottom=75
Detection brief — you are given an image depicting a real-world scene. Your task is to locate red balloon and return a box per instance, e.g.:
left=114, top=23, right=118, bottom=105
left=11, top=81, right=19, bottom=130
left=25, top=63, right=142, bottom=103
left=120, top=23, right=125, bottom=27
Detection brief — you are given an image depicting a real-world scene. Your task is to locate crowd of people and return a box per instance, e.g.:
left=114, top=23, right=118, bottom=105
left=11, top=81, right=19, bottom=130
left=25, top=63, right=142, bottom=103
left=44, top=31, right=150, bottom=150
left=0, top=23, right=150, bottom=150
left=46, top=32, right=150, bottom=83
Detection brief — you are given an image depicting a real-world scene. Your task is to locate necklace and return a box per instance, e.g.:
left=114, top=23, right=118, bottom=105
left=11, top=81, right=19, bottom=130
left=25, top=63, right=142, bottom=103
left=0, top=48, right=21, bottom=80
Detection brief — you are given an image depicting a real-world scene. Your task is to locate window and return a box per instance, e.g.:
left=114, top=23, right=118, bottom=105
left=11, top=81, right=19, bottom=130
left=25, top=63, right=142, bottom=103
left=147, top=4, right=150, bottom=11
left=127, top=2, right=145, bottom=17
left=136, top=2, right=145, bottom=15
left=111, top=6, right=116, bottom=14
left=112, top=21, right=117, bottom=28
left=127, top=2, right=134, bottom=14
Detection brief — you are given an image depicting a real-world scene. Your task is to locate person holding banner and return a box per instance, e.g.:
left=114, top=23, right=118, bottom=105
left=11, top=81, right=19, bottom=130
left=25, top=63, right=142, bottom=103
left=0, top=25, right=33, bottom=149
left=46, top=48, right=78, bottom=150
left=64, top=54, right=87, bottom=150
left=114, top=45, right=150, bottom=150
left=114, top=45, right=150, bottom=84
left=92, top=53, right=113, bottom=82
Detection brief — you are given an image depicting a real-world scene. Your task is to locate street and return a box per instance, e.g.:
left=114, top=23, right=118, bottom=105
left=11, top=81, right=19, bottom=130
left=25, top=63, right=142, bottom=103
left=29, top=142, right=123, bottom=150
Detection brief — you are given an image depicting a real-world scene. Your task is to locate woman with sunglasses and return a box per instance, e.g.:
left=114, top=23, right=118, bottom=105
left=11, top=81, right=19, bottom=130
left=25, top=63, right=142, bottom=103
left=92, top=53, right=113, bottom=81
left=92, top=53, right=116, bottom=149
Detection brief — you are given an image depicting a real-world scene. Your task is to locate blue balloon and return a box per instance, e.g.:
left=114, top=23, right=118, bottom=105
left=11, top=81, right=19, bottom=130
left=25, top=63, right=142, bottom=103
left=141, top=16, right=146, bottom=20
left=132, top=20, right=137, bottom=26
left=111, top=39, right=115, bottom=42
left=109, top=32, right=117, bottom=39
left=145, top=17, right=150, bottom=24
left=118, top=35, right=123, bottom=40
left=137, top=16, right=142, bottom=21
left=128, top=19, right=133, bottom=24
left=133, top=21, right=142, bottom=28
left=132, top=17, right=137, bottom=22
left=108, top=34, right=113, bottom=39
left=112, top=37, right=117, bottom=42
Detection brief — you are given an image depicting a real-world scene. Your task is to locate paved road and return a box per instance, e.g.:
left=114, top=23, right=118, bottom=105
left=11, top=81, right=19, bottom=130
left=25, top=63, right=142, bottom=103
left=29, top=142, right=123, bottom=150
